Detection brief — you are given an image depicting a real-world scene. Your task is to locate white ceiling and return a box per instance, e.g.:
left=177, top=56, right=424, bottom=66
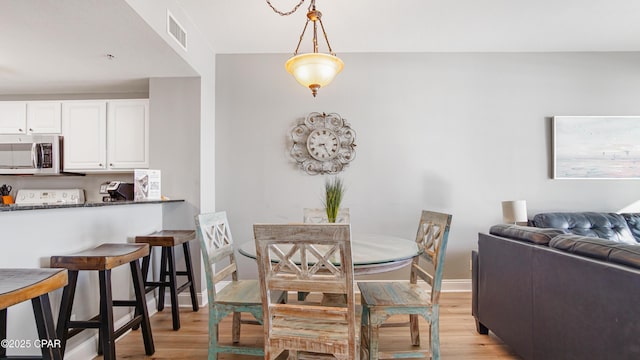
left=2, top=0, right=640, bottom=95
left=0, top=0, right=196, bottom=95
left=182, top=0, right=640, bottom=54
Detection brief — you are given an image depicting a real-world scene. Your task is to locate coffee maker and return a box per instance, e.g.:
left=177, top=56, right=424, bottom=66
left=100, top=181, right=134, bottom=202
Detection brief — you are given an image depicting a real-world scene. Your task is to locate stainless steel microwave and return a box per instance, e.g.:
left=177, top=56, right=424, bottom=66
left=0, top=135, right=62, bottom=175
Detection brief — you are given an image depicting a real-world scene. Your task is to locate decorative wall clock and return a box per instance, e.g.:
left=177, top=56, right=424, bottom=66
left=290, top=112, right=356, bottom=175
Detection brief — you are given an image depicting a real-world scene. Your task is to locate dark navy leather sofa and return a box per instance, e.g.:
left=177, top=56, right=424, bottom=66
left=472, top=212, right=640, bottom=360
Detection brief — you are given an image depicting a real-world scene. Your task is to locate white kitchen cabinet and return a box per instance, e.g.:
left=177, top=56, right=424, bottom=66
left=62, top=99, right=149, bottom=172
left=0, top=101, right=62, bottom=134
left=107, top=100, right=149, bottom=169
left=0, top=102, right=27, bottom=134
left=27, top=101, right=62, bottom=133
left=62, top=101, right=107, bottom=171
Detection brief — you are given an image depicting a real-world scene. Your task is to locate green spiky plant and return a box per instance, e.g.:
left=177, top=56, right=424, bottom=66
left=324, top=177, right=345, bottom=223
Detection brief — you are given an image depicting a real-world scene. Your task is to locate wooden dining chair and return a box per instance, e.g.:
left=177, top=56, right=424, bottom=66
left=357, top=210, right=453, bottom=360
left=303, top=208, right=350, bottom=223
left=298, top=208, right=352, bottom=301
left=253, top=223, right=358, bottom=359
left=195, top=211, right=286, bottom=359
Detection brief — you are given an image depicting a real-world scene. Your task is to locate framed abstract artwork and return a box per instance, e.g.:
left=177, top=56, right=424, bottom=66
left=553, top=116, right=640, bottom=179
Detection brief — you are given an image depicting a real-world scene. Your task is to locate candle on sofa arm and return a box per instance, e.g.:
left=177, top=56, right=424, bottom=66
left=502, top=200, right=528, bottom=225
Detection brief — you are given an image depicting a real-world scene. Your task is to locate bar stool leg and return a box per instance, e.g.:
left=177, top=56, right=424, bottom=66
left=98, top=270, right=116, bottom=360
left=32, top=294, right=62, bottom=360
left=167, top=246, right=180, bottom=330
left=132, top=252, right=152, bottom=331
left=141, top=253, right=151, bottom=287
left=183, top=242, right=199, bottom=312
left=0, top=308, right=7, bottom=358
left=57, top=270, right=78, bottom=357
left=157, top=247, right=168, bottom=311
left=130, top=260, right=155, bottom=355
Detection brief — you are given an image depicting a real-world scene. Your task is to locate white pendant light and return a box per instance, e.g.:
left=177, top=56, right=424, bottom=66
left=268, top=0, right=344, bottom=97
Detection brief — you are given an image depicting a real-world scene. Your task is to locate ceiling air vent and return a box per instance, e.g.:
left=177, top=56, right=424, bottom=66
left=167, top=10, right=187, bottom=51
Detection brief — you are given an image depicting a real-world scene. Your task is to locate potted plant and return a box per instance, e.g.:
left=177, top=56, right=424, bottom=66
left=324, top=177, right=345, bottom=223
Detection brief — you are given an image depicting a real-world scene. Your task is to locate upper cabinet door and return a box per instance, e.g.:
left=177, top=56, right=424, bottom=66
left=62, top=101, right=107, bottom=171
left=107, top=100, right=149, bottom=170
left=27, top=101, right=62, bottom=134
left=0, top=102, right=27, bottom=134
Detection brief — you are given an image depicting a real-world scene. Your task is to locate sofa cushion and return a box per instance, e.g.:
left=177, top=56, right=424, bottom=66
left=550, top=234, right=640, bottom=269
left=621, top=213, right=640, bottom=243
left=532, top=212, right=636, bottom=244
left=489, top=224, right=567, bottom=245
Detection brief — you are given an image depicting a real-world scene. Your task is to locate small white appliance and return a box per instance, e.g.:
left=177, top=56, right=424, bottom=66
left=15, top=189, right=85, bottom=206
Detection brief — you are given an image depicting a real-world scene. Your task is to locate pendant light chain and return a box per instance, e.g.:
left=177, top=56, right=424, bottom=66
left=293, top=20, right=311, bottom=55
left=317, top=18, right=335, bottom=55
left=266, top=0, right=306, bottom=16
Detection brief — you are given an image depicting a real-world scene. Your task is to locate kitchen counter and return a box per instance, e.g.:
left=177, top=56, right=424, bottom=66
left=2, top=198, right=194, bottom=359
left=0, top=199, right=183, bottom=212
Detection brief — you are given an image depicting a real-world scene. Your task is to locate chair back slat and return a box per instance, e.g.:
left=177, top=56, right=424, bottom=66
left=411, top=262, right=434, bottom=286
left=213, top=262, right=238, bottom=284
left=303, top=208, right=350, bottom=223
left=195, top=211, right=239, bottom=301
left=410, top=210, right=453, bottom=304
left=210, top=243, right=234, bottom=264
left=268, top=280, right=348, bottom=294
left=271, top=304, right=348, bottom=321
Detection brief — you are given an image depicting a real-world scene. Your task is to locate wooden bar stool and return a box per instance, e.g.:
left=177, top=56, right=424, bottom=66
left=0, top=269, right=68, bottom=360
left=50, top=243, right=154, bottom=360
left=135, top=230, right=199, bottom=330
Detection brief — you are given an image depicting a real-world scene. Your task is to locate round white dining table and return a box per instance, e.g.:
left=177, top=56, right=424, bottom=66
left=238, top=233, right=420, bottom=275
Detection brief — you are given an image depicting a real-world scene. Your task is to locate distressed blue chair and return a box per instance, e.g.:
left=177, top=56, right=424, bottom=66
left=358, top=210, right=452, bottom=360
left=195, top=211, right=285, bottom=359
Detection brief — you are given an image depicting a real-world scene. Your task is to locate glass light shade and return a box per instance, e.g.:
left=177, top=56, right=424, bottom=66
left=285, top=52, right=344, bottom=96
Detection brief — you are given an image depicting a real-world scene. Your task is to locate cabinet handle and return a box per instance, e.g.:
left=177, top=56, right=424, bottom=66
left=109, top=163, right=113, bottom=167
left=99, top=163, right=103, bottom=167
left=28, top=128, right=33, bottom=132
left=18, top=128, right=23, bottom=132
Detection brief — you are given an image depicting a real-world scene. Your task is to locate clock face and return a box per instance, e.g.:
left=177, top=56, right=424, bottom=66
left=290, top=112, right=356, bottom=175
left=307, top=129, right=339, bottom=160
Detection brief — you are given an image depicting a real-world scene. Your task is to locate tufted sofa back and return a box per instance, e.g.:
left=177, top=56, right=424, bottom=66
left=532, top=212, right=637, bottom=244
left=621, top=213, right=640, bottom=243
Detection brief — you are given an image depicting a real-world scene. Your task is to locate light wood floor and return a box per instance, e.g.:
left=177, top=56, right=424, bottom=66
left=97, top=292, right=521, bottom=359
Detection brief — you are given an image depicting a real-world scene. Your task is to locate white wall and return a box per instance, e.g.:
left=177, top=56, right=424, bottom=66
left=216, top=52, right=640, bottom=279
left=149, top=77, right=203, bottom=295
left=149, top=77, right=200, bottom=229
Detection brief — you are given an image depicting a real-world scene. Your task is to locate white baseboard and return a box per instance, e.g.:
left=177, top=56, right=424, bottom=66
left=158, top=289, right=208, bottom=307
left=442, top=279, right=472, bottom=292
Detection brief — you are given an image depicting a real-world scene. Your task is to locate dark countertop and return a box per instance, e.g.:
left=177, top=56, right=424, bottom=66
left=0, top=199, right=184, bottom=212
